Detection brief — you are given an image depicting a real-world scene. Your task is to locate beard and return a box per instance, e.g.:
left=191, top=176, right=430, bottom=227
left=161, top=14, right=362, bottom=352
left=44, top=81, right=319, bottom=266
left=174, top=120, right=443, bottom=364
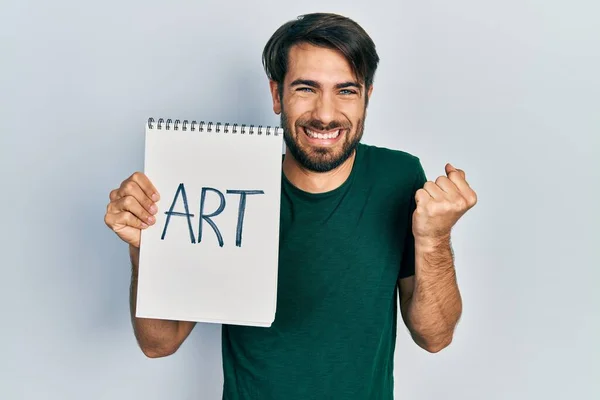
left=280, top=107, right=365, bottom=173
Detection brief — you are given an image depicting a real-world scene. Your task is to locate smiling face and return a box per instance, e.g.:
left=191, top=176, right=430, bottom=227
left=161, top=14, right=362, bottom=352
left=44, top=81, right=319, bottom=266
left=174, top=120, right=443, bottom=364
left=270, top=43, right=373, bottom=173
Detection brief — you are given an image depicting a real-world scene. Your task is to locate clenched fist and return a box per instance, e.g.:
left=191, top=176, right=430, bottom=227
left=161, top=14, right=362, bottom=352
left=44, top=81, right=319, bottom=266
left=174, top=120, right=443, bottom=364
left=104, top=172, right=160, bottom=248
left=412, top=163, right=477, bottom=243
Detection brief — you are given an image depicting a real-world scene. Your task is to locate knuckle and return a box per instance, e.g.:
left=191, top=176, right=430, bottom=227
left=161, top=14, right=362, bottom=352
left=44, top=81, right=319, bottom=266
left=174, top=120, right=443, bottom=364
left=124, top=180, right=137, bottom=192
left=414, top=190, right=428, bottom=205
left=123, top=212, right=138, bottom=227
left=470, top=192, right=478, bottom=205
left=104, top=214, right=116, bottom=230
left=123, top=195, right=135, bottom=208
left=455, top=196, right=467, bottom=210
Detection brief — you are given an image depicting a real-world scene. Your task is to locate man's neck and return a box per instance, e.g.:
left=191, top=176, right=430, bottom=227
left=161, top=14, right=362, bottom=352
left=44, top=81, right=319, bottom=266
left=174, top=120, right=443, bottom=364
left=282, top=149, right=357, bottom=194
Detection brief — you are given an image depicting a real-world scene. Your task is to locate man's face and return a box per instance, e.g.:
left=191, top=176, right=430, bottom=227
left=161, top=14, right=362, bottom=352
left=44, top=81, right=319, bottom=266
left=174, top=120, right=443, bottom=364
left=270, top=43, right=372, bottom=173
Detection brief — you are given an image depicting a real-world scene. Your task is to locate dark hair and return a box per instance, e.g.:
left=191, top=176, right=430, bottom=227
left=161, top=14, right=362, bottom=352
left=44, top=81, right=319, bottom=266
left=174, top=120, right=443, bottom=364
left=262, top=13, right=380, bottom=97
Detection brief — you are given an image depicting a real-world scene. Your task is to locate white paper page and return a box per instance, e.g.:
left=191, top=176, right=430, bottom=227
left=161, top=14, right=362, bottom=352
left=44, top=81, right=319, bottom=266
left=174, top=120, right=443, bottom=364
left=136, top=123, right=283, bottom=327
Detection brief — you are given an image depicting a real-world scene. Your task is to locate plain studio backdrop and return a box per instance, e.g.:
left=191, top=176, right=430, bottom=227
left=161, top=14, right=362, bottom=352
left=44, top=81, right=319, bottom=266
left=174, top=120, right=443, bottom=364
left=1, top=0, right=598, bottom=399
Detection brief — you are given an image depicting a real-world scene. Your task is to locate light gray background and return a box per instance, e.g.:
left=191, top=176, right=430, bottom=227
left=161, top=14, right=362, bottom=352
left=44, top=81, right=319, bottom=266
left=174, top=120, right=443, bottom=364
left=1, top=0, right=598, bottom=399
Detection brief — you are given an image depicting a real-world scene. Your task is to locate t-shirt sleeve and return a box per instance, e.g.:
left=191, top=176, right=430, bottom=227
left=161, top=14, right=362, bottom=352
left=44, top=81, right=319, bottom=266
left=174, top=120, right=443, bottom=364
left=398, top=157, right=427, bottom=279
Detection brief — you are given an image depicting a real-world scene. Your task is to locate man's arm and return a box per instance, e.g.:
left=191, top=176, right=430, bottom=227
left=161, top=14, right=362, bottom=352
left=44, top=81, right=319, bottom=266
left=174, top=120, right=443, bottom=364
left=398, top=162, right=476, bottom=353
left=129, top=244, right=196, bottom=358
left=398, top=234, right=462, bottom=353
left=104, top=171, right=196, bottom=358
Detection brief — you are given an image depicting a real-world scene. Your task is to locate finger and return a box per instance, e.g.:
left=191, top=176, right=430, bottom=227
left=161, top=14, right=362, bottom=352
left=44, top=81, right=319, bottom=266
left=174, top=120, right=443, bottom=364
left=444, top=171, right=476, bottom=206
left=434, top=175, right=459, bottom=195
left=109, top=195, right=156, bottom=226
left=448, top=175, right=472, bottom=197
left=446, top=169, right=468, bottom=188
left=105, top=210, right=149, bottom=230
left=117, top=180, right=157, bottom=215
left=423, top=181, right=445, bottom=199
left=414, top=188, right=431, bottom=206
left=109, top=189, right=119, bottom=202
left=128, top=172, right=160, bottom=202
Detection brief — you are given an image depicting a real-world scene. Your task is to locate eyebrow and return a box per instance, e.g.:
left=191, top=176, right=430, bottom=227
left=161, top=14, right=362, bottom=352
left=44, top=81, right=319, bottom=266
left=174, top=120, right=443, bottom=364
left=290, top=79, right=362, bottom=91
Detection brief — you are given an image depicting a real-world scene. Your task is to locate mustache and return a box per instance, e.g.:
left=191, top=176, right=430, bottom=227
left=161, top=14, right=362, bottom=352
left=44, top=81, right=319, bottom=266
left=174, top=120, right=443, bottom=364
left=296, top=119, right=351, bottom=132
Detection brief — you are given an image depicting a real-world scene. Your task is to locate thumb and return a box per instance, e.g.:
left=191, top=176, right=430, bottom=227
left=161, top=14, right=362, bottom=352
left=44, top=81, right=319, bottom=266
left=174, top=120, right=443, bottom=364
left=445, top=162, right=457, bottom=174
left=445, top=163, right=466, bottom=179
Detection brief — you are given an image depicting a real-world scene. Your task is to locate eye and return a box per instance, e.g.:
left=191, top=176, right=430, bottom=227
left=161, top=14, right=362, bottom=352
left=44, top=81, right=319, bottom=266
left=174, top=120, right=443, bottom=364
left=340, top=89, right=358, bottom=95
left=296, top=87, right=314, bottom=93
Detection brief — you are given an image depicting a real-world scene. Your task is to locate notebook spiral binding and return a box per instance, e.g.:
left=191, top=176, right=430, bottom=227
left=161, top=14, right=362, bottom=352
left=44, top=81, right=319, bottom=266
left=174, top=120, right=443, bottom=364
left=147, top=117, right=283, bottom=136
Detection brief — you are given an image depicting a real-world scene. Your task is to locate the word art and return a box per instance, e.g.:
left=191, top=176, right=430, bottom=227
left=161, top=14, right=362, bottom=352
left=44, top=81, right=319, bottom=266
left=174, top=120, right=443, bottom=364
left=160, top=183, right=264, bottom=247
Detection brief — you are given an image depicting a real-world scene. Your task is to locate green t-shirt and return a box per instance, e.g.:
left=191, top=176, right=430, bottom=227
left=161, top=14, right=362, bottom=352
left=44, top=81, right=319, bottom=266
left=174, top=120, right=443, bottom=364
left=222, top=143, right=427, bottom=399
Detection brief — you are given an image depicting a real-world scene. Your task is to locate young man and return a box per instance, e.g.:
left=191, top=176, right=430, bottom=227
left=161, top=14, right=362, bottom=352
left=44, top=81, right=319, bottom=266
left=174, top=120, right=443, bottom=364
left=104, top=12, right=477, bottom=400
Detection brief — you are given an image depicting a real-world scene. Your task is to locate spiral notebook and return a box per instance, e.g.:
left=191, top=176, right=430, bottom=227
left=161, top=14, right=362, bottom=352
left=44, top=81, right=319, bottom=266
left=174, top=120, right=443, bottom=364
left=136, top=117, right=284, bottom=327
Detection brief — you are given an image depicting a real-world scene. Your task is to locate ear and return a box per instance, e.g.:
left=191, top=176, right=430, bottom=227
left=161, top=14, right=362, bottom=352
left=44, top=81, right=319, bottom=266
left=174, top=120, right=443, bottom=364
left=367, top=84, right=374, bottom=101
left=269, top=80, right=281, bottom=115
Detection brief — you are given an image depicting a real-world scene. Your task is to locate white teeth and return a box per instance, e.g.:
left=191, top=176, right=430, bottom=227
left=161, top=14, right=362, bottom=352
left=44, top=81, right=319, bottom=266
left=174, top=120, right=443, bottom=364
left=306, top=128, right=340, bottom=139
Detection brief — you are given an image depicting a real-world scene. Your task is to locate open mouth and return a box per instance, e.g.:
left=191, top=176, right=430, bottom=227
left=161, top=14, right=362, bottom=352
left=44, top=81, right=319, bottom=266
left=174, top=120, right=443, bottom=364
left=300, top=126, right=347, bottom=144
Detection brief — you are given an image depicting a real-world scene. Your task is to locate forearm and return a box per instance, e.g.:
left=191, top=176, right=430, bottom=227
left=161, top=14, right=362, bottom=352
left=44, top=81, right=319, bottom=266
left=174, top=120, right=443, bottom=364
left=406, top=235, right=462, bottom=352
left=129, top=245, right=188, bottom=358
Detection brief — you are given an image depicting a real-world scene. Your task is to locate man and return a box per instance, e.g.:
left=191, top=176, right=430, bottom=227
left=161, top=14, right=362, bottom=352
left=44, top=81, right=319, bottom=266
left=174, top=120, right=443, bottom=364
left=104, top=12, right=477, bottom=400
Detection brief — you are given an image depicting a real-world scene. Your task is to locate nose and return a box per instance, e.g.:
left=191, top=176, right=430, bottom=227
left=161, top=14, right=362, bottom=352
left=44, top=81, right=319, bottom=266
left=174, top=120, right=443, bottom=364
left=312, top=93, right=336, bottom=128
